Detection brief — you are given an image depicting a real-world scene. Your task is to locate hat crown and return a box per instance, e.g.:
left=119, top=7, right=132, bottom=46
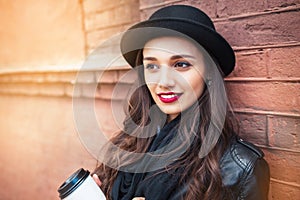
left=149, top=5, right=215, bottom=31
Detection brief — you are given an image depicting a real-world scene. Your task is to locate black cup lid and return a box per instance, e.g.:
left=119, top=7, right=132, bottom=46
left=58, top=168, right=90, bottom=199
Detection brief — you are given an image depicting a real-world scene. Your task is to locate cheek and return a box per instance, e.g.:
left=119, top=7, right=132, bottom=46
left=185, top=74, right=205, bottom=98
left=144, top=73, right=159, bottom=93
left=144, top=72, right=155, bottom=85
left=145, top=80, right=156, bottom=96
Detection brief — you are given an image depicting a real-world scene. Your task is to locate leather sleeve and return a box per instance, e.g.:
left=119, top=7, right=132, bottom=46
left=239, top=157, right=270, bottom=200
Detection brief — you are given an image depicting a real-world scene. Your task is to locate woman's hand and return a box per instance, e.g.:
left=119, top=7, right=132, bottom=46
left=92, top=174, right=102, bottom=187
left=132, top=198, right=145, bottom=200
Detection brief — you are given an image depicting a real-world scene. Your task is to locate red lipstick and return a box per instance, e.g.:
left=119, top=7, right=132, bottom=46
left=157, top=92, right=181, bottom=103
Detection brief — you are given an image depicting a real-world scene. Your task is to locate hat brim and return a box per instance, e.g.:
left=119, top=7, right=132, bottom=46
left=120, top=18, right=235, bottom=76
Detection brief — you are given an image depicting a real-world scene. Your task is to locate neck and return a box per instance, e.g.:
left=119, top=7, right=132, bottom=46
left=167, top=114, right=179, bottom=122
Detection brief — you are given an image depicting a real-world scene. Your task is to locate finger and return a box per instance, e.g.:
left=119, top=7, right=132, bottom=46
left=132, top=198, right=145, bottom=200
left=92, top=174, right=102, bottom=186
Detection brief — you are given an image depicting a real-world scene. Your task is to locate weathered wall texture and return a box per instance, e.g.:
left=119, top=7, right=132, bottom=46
left=0, top=0, right=299, bottom=199
left=83, top=0, right=140, bottom=52
left=0, top=0, right=139, bottom=199
left=0, top=0, right=85, bottom=69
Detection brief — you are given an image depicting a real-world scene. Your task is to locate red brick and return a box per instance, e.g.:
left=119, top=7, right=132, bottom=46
left=217, top=0, right=267, bottom=17
left=235, top=113, right=268, bottom=145
left=180, top=0, right=217, bottom=18
left=140, top=0, right=164, bottom=8
left=215, top=11, right=300, bottom=47
left=266, top=0, right=300, bottom=8
left=268, top=46, right=300, bottom=78
left=140, top=0, right=217, bottom=20
left=264, top=149, right=300, bottom=184
left=268, top=116, right=300, bottom=150
left=229, top=50, right=267, bottom=78
left=226, top=82, right=300, bottom=114
left=140, top=6, right=163, bottom=21
left=269, top=180, right=300, bottom=200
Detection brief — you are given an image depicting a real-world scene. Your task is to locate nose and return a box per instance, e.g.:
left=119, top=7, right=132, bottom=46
left=157, top=66, right=175, bottom=88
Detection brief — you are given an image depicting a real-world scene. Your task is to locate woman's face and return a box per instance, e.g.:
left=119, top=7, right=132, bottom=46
left=143, top=36, right=206, bottom=121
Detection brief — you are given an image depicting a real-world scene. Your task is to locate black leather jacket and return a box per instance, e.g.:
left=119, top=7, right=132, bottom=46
left=220, top=137, right=270, bottom=199
left=110, top=118, right=270, bottom=200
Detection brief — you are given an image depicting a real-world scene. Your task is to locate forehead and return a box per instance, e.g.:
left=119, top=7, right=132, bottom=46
left=143, top=36, right=204, bottom=57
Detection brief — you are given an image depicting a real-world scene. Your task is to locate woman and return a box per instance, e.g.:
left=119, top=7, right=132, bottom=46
left=93, top=5, right=270, bottom=200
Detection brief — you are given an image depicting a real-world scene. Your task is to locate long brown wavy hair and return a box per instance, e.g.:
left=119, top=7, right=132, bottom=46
left=94, top=43, right=237, bottom=199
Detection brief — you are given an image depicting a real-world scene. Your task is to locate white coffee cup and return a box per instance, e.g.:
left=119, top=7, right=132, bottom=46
left=58, top=168, right=106, bottom=200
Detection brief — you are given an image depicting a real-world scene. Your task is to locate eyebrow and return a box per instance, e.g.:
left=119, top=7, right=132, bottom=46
left=171, top=55, right=196, bottom=60
left=143, top=54, right=196, bottom=61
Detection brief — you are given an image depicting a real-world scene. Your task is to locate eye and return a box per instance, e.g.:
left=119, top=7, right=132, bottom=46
left=174, top=61, right=192, bottom=69
left=145, top=63, right=159, bottom=70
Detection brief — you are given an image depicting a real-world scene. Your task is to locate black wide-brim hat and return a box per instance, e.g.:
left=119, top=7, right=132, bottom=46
left=120, top=5, right=235, bottom=77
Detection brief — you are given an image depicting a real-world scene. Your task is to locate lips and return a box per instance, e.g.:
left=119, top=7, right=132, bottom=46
left=157, top=92, right=182, bottom=103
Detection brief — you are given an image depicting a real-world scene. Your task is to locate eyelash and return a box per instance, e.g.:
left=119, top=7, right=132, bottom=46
left=174, top=61, right=192, bottom=68
left=145, top=61, right=192, bottom=70
left=145, top=63, right=159, bottom=70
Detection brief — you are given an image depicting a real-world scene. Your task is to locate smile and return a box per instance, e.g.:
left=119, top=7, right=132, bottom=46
left=157, top=92, right=182, bottom=103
